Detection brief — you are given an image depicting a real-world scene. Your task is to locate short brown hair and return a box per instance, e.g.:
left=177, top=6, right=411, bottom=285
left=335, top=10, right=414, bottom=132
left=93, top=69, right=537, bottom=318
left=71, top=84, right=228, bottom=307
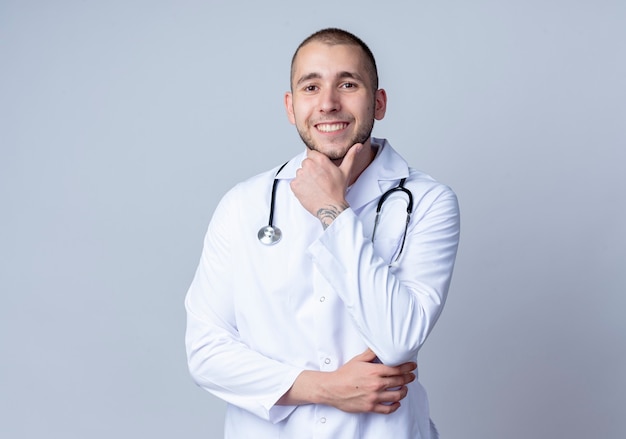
left=290, top=28, right=379, bottom=92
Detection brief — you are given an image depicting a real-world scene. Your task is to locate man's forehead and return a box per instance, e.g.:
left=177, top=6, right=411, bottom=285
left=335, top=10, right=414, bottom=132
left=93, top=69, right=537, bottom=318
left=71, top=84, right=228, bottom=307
left=292, top=42, right=368, bottom=78
left=294, top=41, right=365, bottom=64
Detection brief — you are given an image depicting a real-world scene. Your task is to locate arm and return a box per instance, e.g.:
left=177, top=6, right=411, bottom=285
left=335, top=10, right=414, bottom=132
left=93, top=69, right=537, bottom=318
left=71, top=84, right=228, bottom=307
left=277, top=348, right=416, bottom=414
left=185, top=184, right=418, bottom=420
left=291, top=145, right=460, bottom=366
left=310, top=191, right=460, bottom=366
left=289, top=144, right=362, bottom=229
left=185, top=188, right=303, bottom=423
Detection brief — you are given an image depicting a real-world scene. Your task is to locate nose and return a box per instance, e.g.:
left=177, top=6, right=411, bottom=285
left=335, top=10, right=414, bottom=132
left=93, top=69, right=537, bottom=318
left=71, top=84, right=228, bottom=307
left=318, top=87, right=340, bottom=113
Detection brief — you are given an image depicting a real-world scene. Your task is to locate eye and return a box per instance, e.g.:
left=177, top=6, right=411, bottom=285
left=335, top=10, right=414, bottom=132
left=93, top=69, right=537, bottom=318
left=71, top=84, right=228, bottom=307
left=303, top=84, right=318, bottom=92
left=340, top=82, right=357, bottom=89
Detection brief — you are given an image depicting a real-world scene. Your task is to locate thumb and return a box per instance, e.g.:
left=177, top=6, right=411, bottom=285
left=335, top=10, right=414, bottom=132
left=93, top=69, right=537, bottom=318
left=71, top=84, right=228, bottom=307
left=338, top=143, right=363, bottom=178
left=356, top=347, right=379, bottom=362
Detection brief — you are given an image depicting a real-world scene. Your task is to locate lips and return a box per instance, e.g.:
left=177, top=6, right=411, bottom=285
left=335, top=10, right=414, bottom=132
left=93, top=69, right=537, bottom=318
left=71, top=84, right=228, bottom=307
left=315, top=122, right=348, bottom=133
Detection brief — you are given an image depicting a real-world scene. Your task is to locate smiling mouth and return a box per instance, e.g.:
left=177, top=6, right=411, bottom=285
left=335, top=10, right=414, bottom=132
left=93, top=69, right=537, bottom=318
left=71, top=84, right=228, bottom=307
left=316, top=122, right=348, bottom=133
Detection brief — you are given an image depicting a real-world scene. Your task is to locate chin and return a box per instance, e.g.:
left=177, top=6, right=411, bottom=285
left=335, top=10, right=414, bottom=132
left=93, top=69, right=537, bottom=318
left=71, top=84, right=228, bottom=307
left=299, top=131, right=360, bottom=161
left=312, top=145, right=350, bottom=161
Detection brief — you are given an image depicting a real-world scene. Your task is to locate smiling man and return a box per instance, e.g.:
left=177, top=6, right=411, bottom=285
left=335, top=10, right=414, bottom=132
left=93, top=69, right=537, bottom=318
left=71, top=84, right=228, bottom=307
left=185, top=28, right=460, bottom=439
left=286, top=39, right=386, bottom=162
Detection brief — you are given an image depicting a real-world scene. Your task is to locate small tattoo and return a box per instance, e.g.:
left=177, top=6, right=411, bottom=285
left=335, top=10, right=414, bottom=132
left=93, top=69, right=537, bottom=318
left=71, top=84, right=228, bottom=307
left=316, top=203, right=348, bottom=230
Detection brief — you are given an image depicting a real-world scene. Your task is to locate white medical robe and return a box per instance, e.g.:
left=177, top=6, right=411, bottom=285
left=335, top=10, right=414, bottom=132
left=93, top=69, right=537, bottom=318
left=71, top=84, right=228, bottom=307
left=185, top=138, right=460, bottom=438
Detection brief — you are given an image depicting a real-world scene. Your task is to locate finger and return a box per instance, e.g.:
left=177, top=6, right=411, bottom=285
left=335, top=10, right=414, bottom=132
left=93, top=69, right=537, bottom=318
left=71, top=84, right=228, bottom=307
left=372, top=401, right=401, bottom=415
left=378, top=385, right=409, bottom=403
left=305, top=148, right=331, bottom=165
left=338, top=143, right=363, bottom=174
left=377, top=362, right=416, bottom=378
left=355, top=347, right=378, bottom=362
left=299, top=156, right=314, bottom=170
left=384, top=361, right=417, bottom=375
left=397, top=361, right=418, bottom=373
left=385, top=373, right=415, bottom=389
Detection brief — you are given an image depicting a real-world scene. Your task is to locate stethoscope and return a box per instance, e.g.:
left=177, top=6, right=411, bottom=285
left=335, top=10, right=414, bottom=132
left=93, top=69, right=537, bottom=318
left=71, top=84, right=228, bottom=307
left=257, top=162, right=414, bottom=262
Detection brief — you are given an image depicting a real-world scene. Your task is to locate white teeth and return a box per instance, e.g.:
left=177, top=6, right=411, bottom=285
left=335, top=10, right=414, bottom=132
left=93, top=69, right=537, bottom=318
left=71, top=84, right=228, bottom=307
left=317, top=123, right=347, bottom=133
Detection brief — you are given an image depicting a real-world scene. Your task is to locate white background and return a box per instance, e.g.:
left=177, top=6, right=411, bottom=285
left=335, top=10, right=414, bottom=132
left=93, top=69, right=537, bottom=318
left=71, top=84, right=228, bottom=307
left=1, top=1, right=625, bottom=438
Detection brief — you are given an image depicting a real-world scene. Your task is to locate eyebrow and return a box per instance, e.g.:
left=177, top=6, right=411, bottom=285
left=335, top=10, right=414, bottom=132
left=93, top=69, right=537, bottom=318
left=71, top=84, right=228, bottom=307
left=295, top=71, right=365, bottom=87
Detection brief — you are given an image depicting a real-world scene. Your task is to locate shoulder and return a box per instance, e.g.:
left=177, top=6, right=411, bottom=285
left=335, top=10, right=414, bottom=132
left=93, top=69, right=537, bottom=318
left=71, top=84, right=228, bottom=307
left=404, top=168, right=460, bottom=228
left=374, top=137, right=457, bottom=203
left=207, top=163, right=289, bottom=236
left=407, top=168, right=456, bottom=198
left=221, top=163, right=288, bottom=203
left=212, top=156, right=303, bottom=225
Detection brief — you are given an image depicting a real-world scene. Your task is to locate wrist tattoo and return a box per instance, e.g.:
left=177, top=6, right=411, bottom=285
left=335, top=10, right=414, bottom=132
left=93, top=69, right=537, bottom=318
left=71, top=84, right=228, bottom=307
left=316, top=203, right=349, bottom=230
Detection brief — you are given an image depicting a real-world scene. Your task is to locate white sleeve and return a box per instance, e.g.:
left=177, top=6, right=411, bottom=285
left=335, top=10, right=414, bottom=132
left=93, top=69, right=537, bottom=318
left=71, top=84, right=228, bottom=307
left=184, top=188, right=303, bottom=423
left=307, top=184, right=460, bottom=366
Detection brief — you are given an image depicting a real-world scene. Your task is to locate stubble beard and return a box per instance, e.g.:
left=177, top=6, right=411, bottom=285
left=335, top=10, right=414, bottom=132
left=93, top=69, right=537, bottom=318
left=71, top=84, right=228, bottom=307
left=296, top=116, right=375, bottom=161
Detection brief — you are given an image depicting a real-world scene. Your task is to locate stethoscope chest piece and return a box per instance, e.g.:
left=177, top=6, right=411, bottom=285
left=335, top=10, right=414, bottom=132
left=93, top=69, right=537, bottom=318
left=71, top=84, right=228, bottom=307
left=258, top=161, right=289, bottom=246
left=258, top=225, right=282, bottom=245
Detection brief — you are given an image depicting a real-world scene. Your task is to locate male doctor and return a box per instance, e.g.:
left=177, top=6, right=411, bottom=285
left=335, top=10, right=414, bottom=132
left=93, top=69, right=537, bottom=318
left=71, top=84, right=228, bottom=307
left=185, top=28, right=460, bottom=438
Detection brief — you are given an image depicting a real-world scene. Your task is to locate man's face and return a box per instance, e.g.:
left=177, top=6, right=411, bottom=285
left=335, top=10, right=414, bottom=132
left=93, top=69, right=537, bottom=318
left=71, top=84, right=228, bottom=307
left=285, top=42, right=386, bottom=162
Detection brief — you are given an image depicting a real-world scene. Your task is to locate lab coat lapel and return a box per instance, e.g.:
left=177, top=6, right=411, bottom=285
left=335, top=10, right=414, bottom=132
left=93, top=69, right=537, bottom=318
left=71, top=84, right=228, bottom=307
left=274, top=140, right=410, bottom=212
left=346, top=138, right=410, bottom=211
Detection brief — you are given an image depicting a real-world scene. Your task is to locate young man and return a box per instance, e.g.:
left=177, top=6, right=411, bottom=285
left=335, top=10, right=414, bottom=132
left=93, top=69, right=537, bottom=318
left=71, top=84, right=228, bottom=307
left=185, top=28, right=460, bottom=438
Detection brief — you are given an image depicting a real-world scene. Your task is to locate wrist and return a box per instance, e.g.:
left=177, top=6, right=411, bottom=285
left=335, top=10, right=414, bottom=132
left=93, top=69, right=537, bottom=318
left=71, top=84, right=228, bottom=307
left=277, top=370, right=328, bottom=406
left=316, top=202, right=349, bottom=230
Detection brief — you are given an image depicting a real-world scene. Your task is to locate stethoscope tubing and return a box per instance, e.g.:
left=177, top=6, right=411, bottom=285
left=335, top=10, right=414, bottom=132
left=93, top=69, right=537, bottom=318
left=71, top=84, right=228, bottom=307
left=257, top=162, right=289, bottom=245
left=371, top=178, right=413, bottom=263
left=258, top=161, right=414, bottom=262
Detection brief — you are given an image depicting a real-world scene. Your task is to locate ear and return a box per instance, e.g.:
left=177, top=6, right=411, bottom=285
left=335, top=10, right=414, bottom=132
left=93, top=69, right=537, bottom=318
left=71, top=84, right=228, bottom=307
left=374, top=88, right=387, bottom=120
left=284, top=92, right=296, bottom=125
